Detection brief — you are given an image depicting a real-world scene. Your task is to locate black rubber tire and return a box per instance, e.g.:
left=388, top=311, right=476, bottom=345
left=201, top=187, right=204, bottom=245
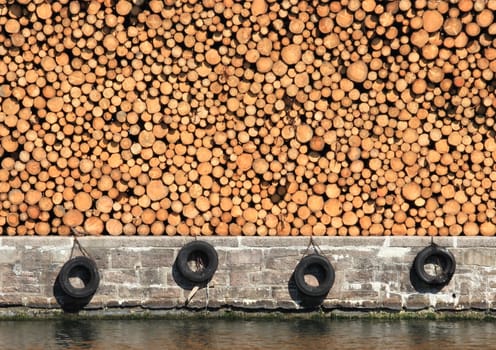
left=413, top=245, right=456, bottom=286
left=59, top=256, right=100, bottom=299
left=294, top=254, right=335, bottom=298
left=176, top=241, right=218, bottom=284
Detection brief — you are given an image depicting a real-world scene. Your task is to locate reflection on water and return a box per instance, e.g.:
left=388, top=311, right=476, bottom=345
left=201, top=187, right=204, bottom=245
left=54, top=320, right=98, bottom=349
left=0, top=318, right=495, bottom=350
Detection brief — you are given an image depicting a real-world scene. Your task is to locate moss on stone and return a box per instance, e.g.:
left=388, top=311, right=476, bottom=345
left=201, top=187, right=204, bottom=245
left=0, top=307, right=496, bottom=321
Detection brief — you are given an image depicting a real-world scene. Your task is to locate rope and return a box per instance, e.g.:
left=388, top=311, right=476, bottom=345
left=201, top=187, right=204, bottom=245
left=69, top=227, right=93, bottom=260
left=298, top=236, right=324, bottom=265
left=205, top=283, right=209, bottom=311
left=302, top=236, right=323, bottom=257
left=428, top=237, right=443, bottom=278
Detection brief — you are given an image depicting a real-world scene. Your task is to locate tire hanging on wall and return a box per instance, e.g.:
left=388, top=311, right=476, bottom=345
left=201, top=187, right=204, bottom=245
left=294, top=254, right=335, bottom=298
left=58, top=256, right=100, bottom=299
left=413, top=244, right=456, bottom=286
left=176, top=240, right=218, bottom=284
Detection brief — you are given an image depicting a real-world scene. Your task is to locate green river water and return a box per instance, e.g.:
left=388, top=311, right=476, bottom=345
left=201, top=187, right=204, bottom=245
left=0, top=318, right=495, bottom=349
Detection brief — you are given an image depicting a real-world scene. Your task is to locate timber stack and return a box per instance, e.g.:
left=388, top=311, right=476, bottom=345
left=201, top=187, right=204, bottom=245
left=0, top=0, right=495, bottom=237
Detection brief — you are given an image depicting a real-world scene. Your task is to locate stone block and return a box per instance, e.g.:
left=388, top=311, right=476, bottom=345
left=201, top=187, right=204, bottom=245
left=485, top=296, right=496, bottom=310
left=457, top=237, right=496, bottom=248
left=24, top=296, right=52, bottom=308
left=275, top=300, right=299, bottom=309
left=0, top=295, right=23, bottom=306
left=84, top=296, right=107, bottom=309
left=487, top=276, right=496, bottom=290
left=456, top=269, right=485, bottom=289
left=229, top=298, right=277, bottom=309
left=138, top=268, right=165, bottom=286
left=381, top=293, right=403, bottom=310
left=398, top=273, right=419, bottom=293
left=119, top=300, right=148, bottom=308
left=462, top=249, right=496, bottom=267
left=330, top=252, right=354, bottom=266
left=78, top=236, right=186, bottom=249
left=19, top=283, right=42, bottom=295
left=209, top=270, right=229, bottom=287
left=140, top=249, right=175, bottom=268
left=330, top=298, right=372, bottom=309
left=469, top=300, right=489, bottom=310
left=211, top=250, right=228, bottom=270
left=331, top=248, right=379, bottom=266
left=457, top=280, right=483, bottom=296
left=46, top=297, right=60, bottom=308
left=264, top=248, right=300, bottom=270
left=388, top=236, right=437, bottom=247
left=427, top=237, right=457, bottom=248
left=20, top=251, right=49, bottom=272
left=271, top=286, right=293, bottom=301
left=321, top=299, right=340, bottom=309
left=394, top=237, right=457, bottom=248
left=224, top=286, right=272, bottom=300
left=377, top=247, right=413, bottom=263
left=265, top=247, right=300, bottom=257
left=337, top=290, right=380, bottom=304
left=226, top=249, right=263, bottom=267
left=110, top=250, right=141, bottom=269
left=373, top=270, right=400, bottom=286
left=103, top=269, right=139, bottom=285
left=103, top=299, right=128, bottom=308
left=203, top=237, right=240, bottom=248
left=143, top=299, right=180, bottom=309
left=94, top=283, right=119, bottom=296
left=40, top=266, right=61, bottom=284
left=343, top=269, right=375, bottom=285
left=175, top=296, right=210, bottom=309
left=325, top=237, right=386, bottom=247
left=41, top=282, right=59, bottom=298
left=2, top=269, right=42, bottom=294
left=0, top=247, right=19, bottom=264
left=331, top=271, right=348, bottom=290
left=326, top=286, right=341, bottom=300
left=456, top=295, right=470, bottom=310
left=85, top=248, right=111, bottom=269
left=50, top=249, right=74, bottom=264
left=239, top=236, right=308, bottom=248
left=117, top=285, right=149, bottom=300
left=405, top=294, right=431, bottom=310
left=229, top=270, right=263, bottom=288
left=259, top=269, right=292, bottom=286
left=165, top=268, right=179, bottom=287
left=361, top=299, right=382, bottom=308
left=205, top=286, right=228, bottom=303
left=2, top=237, right=70, bottom=249
left=489, top=296, right=496, bottom=311
left=434, top=302, right=456, bottom=311
left=148, top=286, right=184, bottom=300
left=226, top=270, right=242, bottom=288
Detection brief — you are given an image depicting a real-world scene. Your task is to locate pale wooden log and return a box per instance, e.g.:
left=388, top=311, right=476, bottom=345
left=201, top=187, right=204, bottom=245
left=84, top=217, right=105, bottom=235
left=106, top=218, right=123, bottom=236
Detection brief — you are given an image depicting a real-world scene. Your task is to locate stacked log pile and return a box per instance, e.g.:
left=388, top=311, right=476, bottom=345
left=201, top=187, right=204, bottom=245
left=0, top=0, right=496, bottom=236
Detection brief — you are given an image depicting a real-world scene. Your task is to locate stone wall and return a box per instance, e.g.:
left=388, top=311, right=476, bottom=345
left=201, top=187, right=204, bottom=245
left=0, top=236, right=495, bottom=315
